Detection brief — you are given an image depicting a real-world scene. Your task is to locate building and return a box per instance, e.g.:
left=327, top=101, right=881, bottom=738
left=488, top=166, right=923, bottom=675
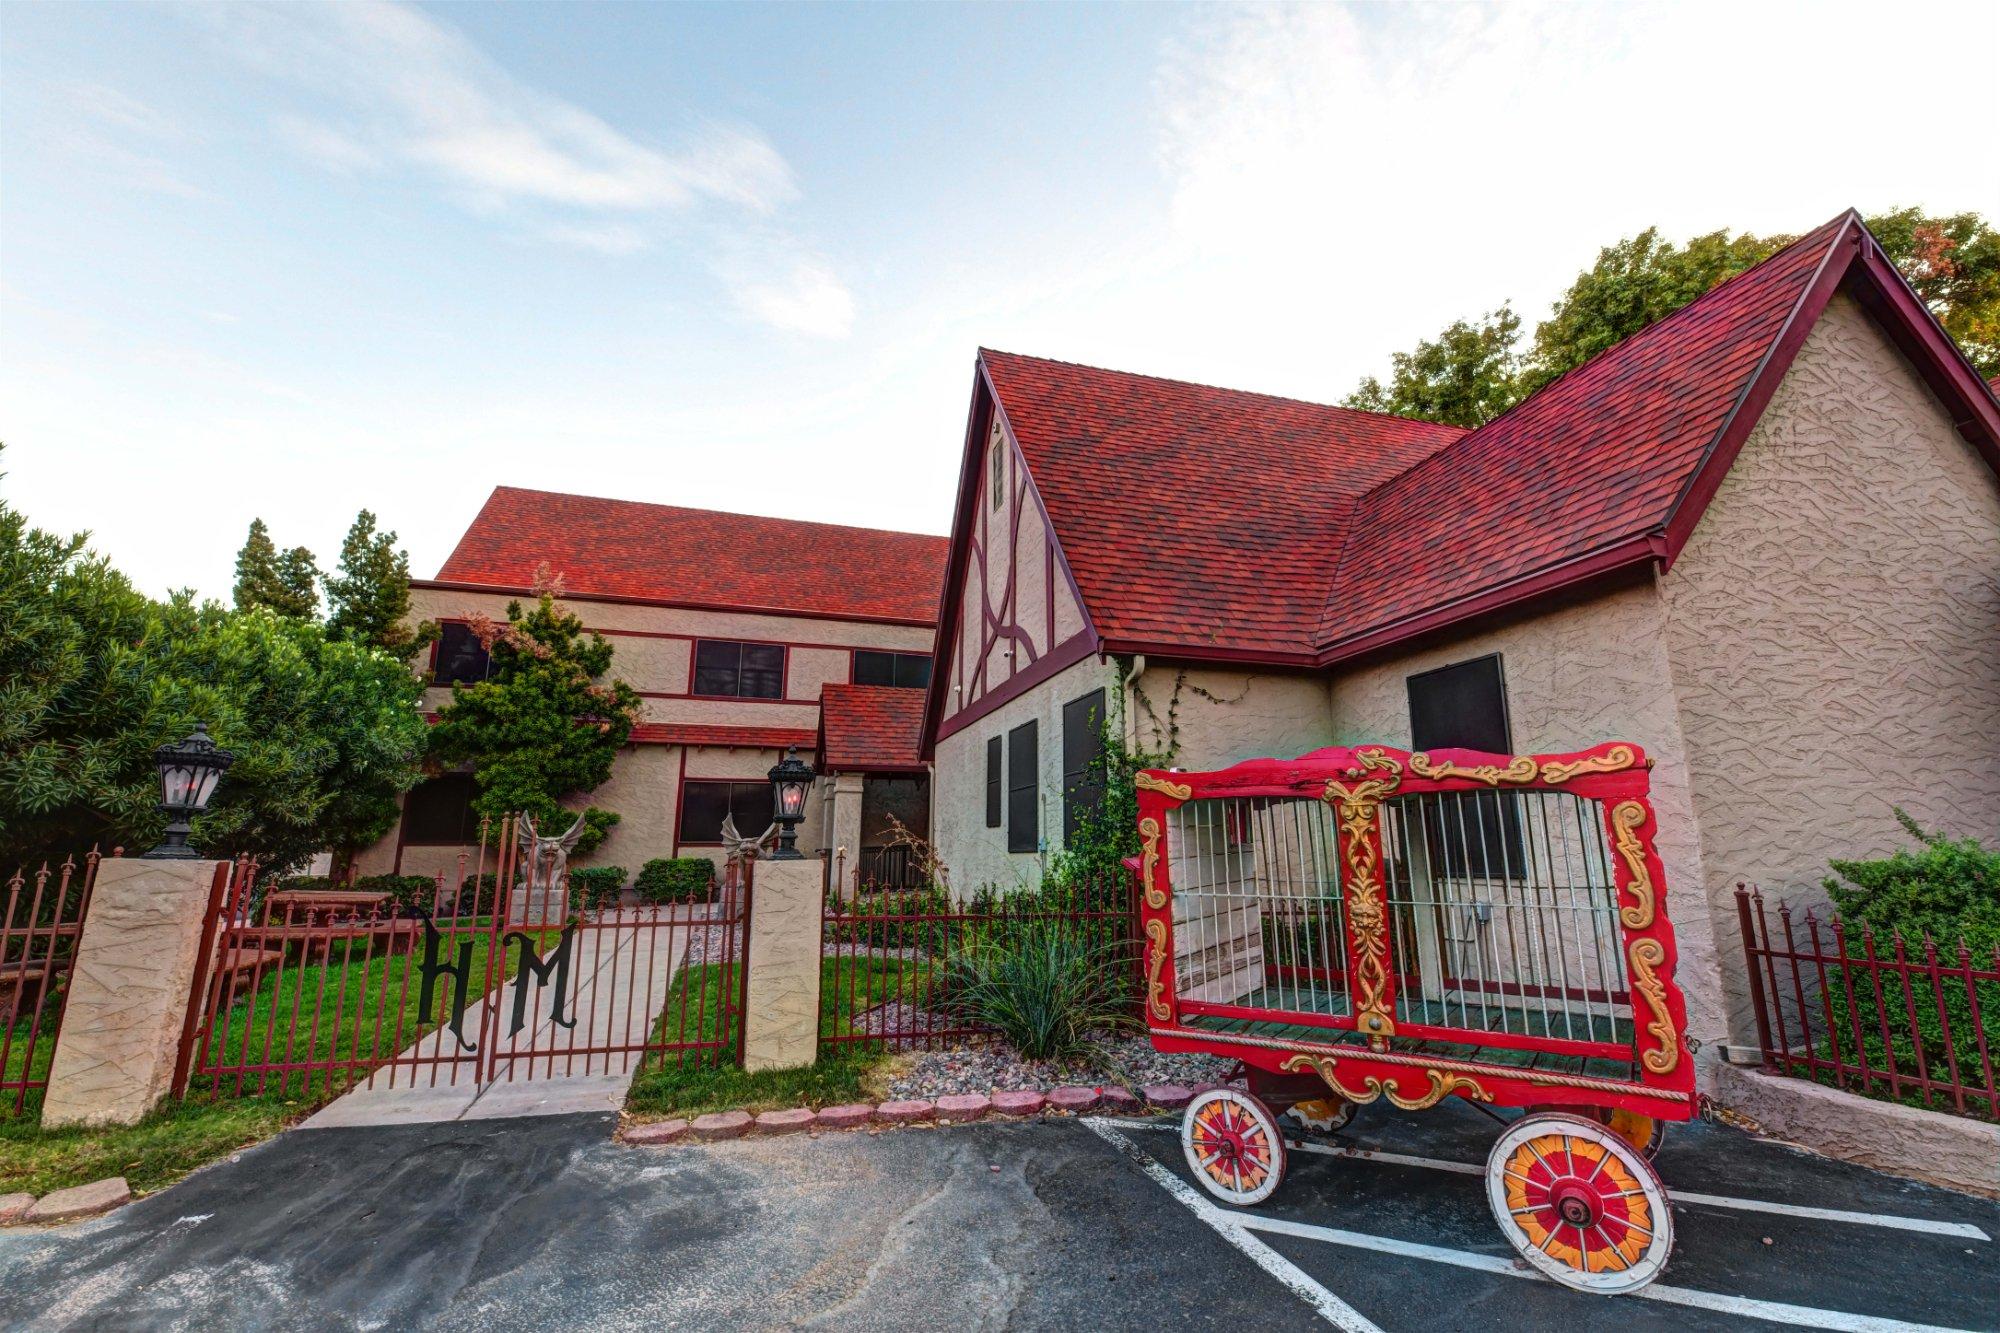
left=920, top=210, right=2000, bottom=1072
left=356, top=486, right=947, bottom=883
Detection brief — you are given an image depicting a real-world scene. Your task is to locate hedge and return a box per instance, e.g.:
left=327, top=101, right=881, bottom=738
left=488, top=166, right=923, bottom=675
left=635, top=857, right=715, bottom=904
left=569, top=865, right=627, bottom=910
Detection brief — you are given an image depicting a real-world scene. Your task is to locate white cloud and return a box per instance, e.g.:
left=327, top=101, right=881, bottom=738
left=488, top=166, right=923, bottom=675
left=545, top=222, right=649, bottom=256
left=729, top=257, right=857, bottom=339
left=48, top=81, right=205, bottom=197
left=272, top=116, right=381, bottom=174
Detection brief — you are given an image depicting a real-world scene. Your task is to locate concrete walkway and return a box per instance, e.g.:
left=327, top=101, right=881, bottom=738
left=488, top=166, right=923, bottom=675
left=300, top=909, right=694, bottom=1129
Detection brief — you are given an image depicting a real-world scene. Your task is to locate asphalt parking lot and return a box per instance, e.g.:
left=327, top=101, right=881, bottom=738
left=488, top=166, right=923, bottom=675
left=0, top=1102, right=1993, bottom=1331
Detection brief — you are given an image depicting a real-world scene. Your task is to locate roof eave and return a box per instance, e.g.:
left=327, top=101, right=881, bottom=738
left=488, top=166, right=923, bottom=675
left=411, top=578, right=936, bottom=629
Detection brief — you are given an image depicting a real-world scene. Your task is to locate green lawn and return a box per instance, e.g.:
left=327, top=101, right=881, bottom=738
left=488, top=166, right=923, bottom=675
left=622, top=954, right=924, bottom=1119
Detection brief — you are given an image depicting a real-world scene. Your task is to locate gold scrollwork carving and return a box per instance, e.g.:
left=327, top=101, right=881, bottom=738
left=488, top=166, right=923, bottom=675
left=1145, top=918, right=1171, bottom=1022
left=1139, top=817, right=1165, bottom=910
left=1628, top=937, right=1679, bottom=1076
left=1538, top=745, right=1638, bottom=784
left=1408, top=753, right=1537, bottom=786
left=1280, top=1053, right=1492, bottom=1111
left=1134, top=772, right=1193, bottom=801
left=1320, top=749, right=1401, bottom=1040
left=1608, top=800, right=1654, bottom=930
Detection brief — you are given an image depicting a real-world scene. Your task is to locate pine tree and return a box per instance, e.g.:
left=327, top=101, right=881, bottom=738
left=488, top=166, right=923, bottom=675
left=324, top=510, right=432, bottom=655
left=233, top=519, right=320, bottom=619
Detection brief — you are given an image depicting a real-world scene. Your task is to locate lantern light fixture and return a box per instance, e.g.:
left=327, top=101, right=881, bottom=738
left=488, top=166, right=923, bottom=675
left=145, top=723, right=234, bottom=859
left=767, top=746, right=815, bottom=861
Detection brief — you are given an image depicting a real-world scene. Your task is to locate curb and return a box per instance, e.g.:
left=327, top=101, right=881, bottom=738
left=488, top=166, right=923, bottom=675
left=622, top=1083, right=1175, bottom=1148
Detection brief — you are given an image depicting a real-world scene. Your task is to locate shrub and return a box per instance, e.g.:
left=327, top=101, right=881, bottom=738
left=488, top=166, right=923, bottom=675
left=274, top=872, right=435, bottom=915
left=635, top=857, right=715, bottom=904
left=568, top=865, right=627, bottom=911
left=1821, top=810, right=2000, bottom=1079
left=941, top=919, right=1134, bottom=1061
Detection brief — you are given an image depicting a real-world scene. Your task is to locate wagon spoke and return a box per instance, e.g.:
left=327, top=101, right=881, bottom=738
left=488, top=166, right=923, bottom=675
left=1591, top=1223, right=1631, bottom=1269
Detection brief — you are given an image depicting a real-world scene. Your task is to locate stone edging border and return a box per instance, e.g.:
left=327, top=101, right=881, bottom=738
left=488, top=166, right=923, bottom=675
left=621, top=1082, right=1208, bottom=1145
left=0, top=1176, right=133, bottom=1228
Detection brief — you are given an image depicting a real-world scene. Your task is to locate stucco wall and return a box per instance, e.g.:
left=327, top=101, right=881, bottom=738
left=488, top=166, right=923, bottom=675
left=934, top=654, right=1121, bottom=894
left=1323, top=581, right=1730, bottom=1065
left=1659, top=291, right=2000, bottom=1042
left=1127, top=664, right=1335, bottom=769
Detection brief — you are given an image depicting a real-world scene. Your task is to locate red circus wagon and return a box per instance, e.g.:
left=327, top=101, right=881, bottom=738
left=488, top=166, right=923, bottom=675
left=1133, top=741, right=1696, bottom=1295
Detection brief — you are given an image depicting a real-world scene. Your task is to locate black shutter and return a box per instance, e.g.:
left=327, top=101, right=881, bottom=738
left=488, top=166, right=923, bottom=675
left=1006, top=720, right=1038, bottom=853
left=1062, top=689, right=1107, bottom=843
left=1407, top=655, right=1522, bottom=879
left=985, top=736, right=1002, bottom=828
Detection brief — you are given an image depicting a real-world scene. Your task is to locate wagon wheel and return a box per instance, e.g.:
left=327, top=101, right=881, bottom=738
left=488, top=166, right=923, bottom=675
left=1182, top=1088, right=1288, bottom=1207
left=1284, top=1097, right=1357, bottom=1137
left=1528, top=1104, right=1666, bottom=1159
left=1486, top=1111, right=1674, bottom=1295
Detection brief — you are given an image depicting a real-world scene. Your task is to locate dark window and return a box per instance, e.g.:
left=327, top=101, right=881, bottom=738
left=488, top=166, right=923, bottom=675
left=693, top=640, right=785, bottom=699
left=853, top=650, right=932, bottom=689
left=679, top=780, right=777, bottom=845
left=1062, top=689, right=1107, bottom=843
left=1407, top=655, right=1522, bottom=879
left=985, top=736, right=1003, bottom=828
left=404, top=774, right=479, bottom=845
left=1006, top=720, right=1038, bottom=853
left=990, top=437, right=1004, bottom=509
left=434, top=622, right=491, bottom=685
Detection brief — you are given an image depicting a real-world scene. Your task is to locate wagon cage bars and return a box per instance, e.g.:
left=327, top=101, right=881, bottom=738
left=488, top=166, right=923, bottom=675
left=1133, top=741, right=1695, bottom=1295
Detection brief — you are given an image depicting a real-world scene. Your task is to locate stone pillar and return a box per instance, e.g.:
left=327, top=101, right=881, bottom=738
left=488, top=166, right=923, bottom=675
left=43, top=857, right=222, bottom=1127
left=742, top=856, right=823, bottom=1072
left=828, top=773, right=865, bottom=899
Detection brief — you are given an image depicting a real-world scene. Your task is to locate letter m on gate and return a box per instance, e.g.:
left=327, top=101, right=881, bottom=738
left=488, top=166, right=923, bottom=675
left=504, top=924, right=579, bottom=1038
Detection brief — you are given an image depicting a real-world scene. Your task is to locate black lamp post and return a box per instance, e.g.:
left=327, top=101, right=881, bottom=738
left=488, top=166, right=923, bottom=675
left=767, top=746, right=815, bottom=860
left=145, top=723, right=234, bottom=859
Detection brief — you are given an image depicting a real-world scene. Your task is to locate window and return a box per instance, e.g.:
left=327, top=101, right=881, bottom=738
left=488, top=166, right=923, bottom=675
left=1407, top=654, right=1522, bottom=879
left=1006, top=720, right=1038, bottom=853
left=434, top=622, right=491, bottom=685
left=404, top=774, right=479, bottom=845
left=990, top=434, right=1004, bottom=509
left=1062, top=688, right=1107, bottom=843
left=853, top=650, right=932, bottom=689
left=692, top=640, right=785, bottom=699
left=985, top=736, right=1003, bottom=828
left=679, top=780, right=777, bottom=845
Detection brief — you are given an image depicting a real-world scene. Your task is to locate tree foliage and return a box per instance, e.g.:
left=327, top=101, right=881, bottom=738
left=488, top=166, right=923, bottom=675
left=232, top=518, right=320, bottom=620
left=324, top=509, right=434, bottom=658
left=1, top=466, right=427, bottom=871
left=1345, top=208, right=2000, bottom=425
left=426, top=586, right=640, bottom=858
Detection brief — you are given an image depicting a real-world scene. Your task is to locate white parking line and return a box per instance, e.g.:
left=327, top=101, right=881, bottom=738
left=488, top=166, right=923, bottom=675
left=1082, top=1118, right=1384, bottom=1332
left=1280, top=1139, right=1992, bottom=1242
left=1087, top=1119, right=1985, bottom=1333
left=1229, top=1210, right=1982, bottom=1333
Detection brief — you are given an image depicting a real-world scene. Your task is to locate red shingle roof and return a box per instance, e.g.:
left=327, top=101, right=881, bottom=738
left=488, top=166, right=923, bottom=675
left=816, top=683, right=926, bottom=771
left=631, top=723, right=816, bottom=750
left=980, top=354, right=1465, bottom=658
left=434, top=487, right=948, bottom=625
left=975, top=210, right=2000, bottom=666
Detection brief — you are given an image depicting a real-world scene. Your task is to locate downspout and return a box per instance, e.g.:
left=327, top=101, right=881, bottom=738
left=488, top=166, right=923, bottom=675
left=1120, top=653, right=1146, bottom=751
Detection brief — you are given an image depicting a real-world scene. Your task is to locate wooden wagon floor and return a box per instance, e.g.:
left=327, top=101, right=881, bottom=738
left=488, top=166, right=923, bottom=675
left=1182, top=983, right=1638, bottom=1081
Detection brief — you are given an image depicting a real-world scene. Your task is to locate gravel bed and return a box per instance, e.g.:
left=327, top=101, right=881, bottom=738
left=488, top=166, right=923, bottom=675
left=882, top=1032, right=1236, bottom=1100
left=820, top=942, right=928, bottom=962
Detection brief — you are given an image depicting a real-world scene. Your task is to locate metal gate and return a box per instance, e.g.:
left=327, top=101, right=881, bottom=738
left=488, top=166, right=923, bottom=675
left=1, top=851, right=100, bottom=1114
left=174, top=819, right=750, bottom=1101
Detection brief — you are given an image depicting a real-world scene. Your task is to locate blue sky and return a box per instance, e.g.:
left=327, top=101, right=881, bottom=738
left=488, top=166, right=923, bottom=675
left=4, top=1, right=1996, bottom=600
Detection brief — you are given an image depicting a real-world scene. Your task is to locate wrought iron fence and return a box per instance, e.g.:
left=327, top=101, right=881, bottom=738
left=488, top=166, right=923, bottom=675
left=1735, top=884, right=1998, bottom=1121
left=817, top=877, right=1141, bottom=1054
left=0, top=851, right=100, bottom=1114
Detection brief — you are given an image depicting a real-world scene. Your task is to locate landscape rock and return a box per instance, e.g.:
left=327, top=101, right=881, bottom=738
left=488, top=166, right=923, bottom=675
left=0, top=1193, right=32, bottom=1224
left=874, top=1099, right=934, bottom=1124
left=1099, top=1086, right=1143, bottom=1113
left=1047, top=1086, right=1102, bottom=1114
left=23, top=1178, right=131, bottom=1224
left=813, top=1103, right=876, bottom=1131
left=1142, top=1084, right=1194, bottom=1110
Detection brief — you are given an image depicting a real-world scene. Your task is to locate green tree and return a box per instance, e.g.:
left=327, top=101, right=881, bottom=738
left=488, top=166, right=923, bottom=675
left=324, top=509, right=434, bottom=658
left=232, top=518, right=319, bottom=619
left=0, top=463, right=168, bottom=864
left=1342, top=306, right=1523, bottom=428
left=1347, top=208, right=2000, bottom=425
left=151, top=599, right=428, bottom=872
left=426, top=585, right=640, bottom=858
